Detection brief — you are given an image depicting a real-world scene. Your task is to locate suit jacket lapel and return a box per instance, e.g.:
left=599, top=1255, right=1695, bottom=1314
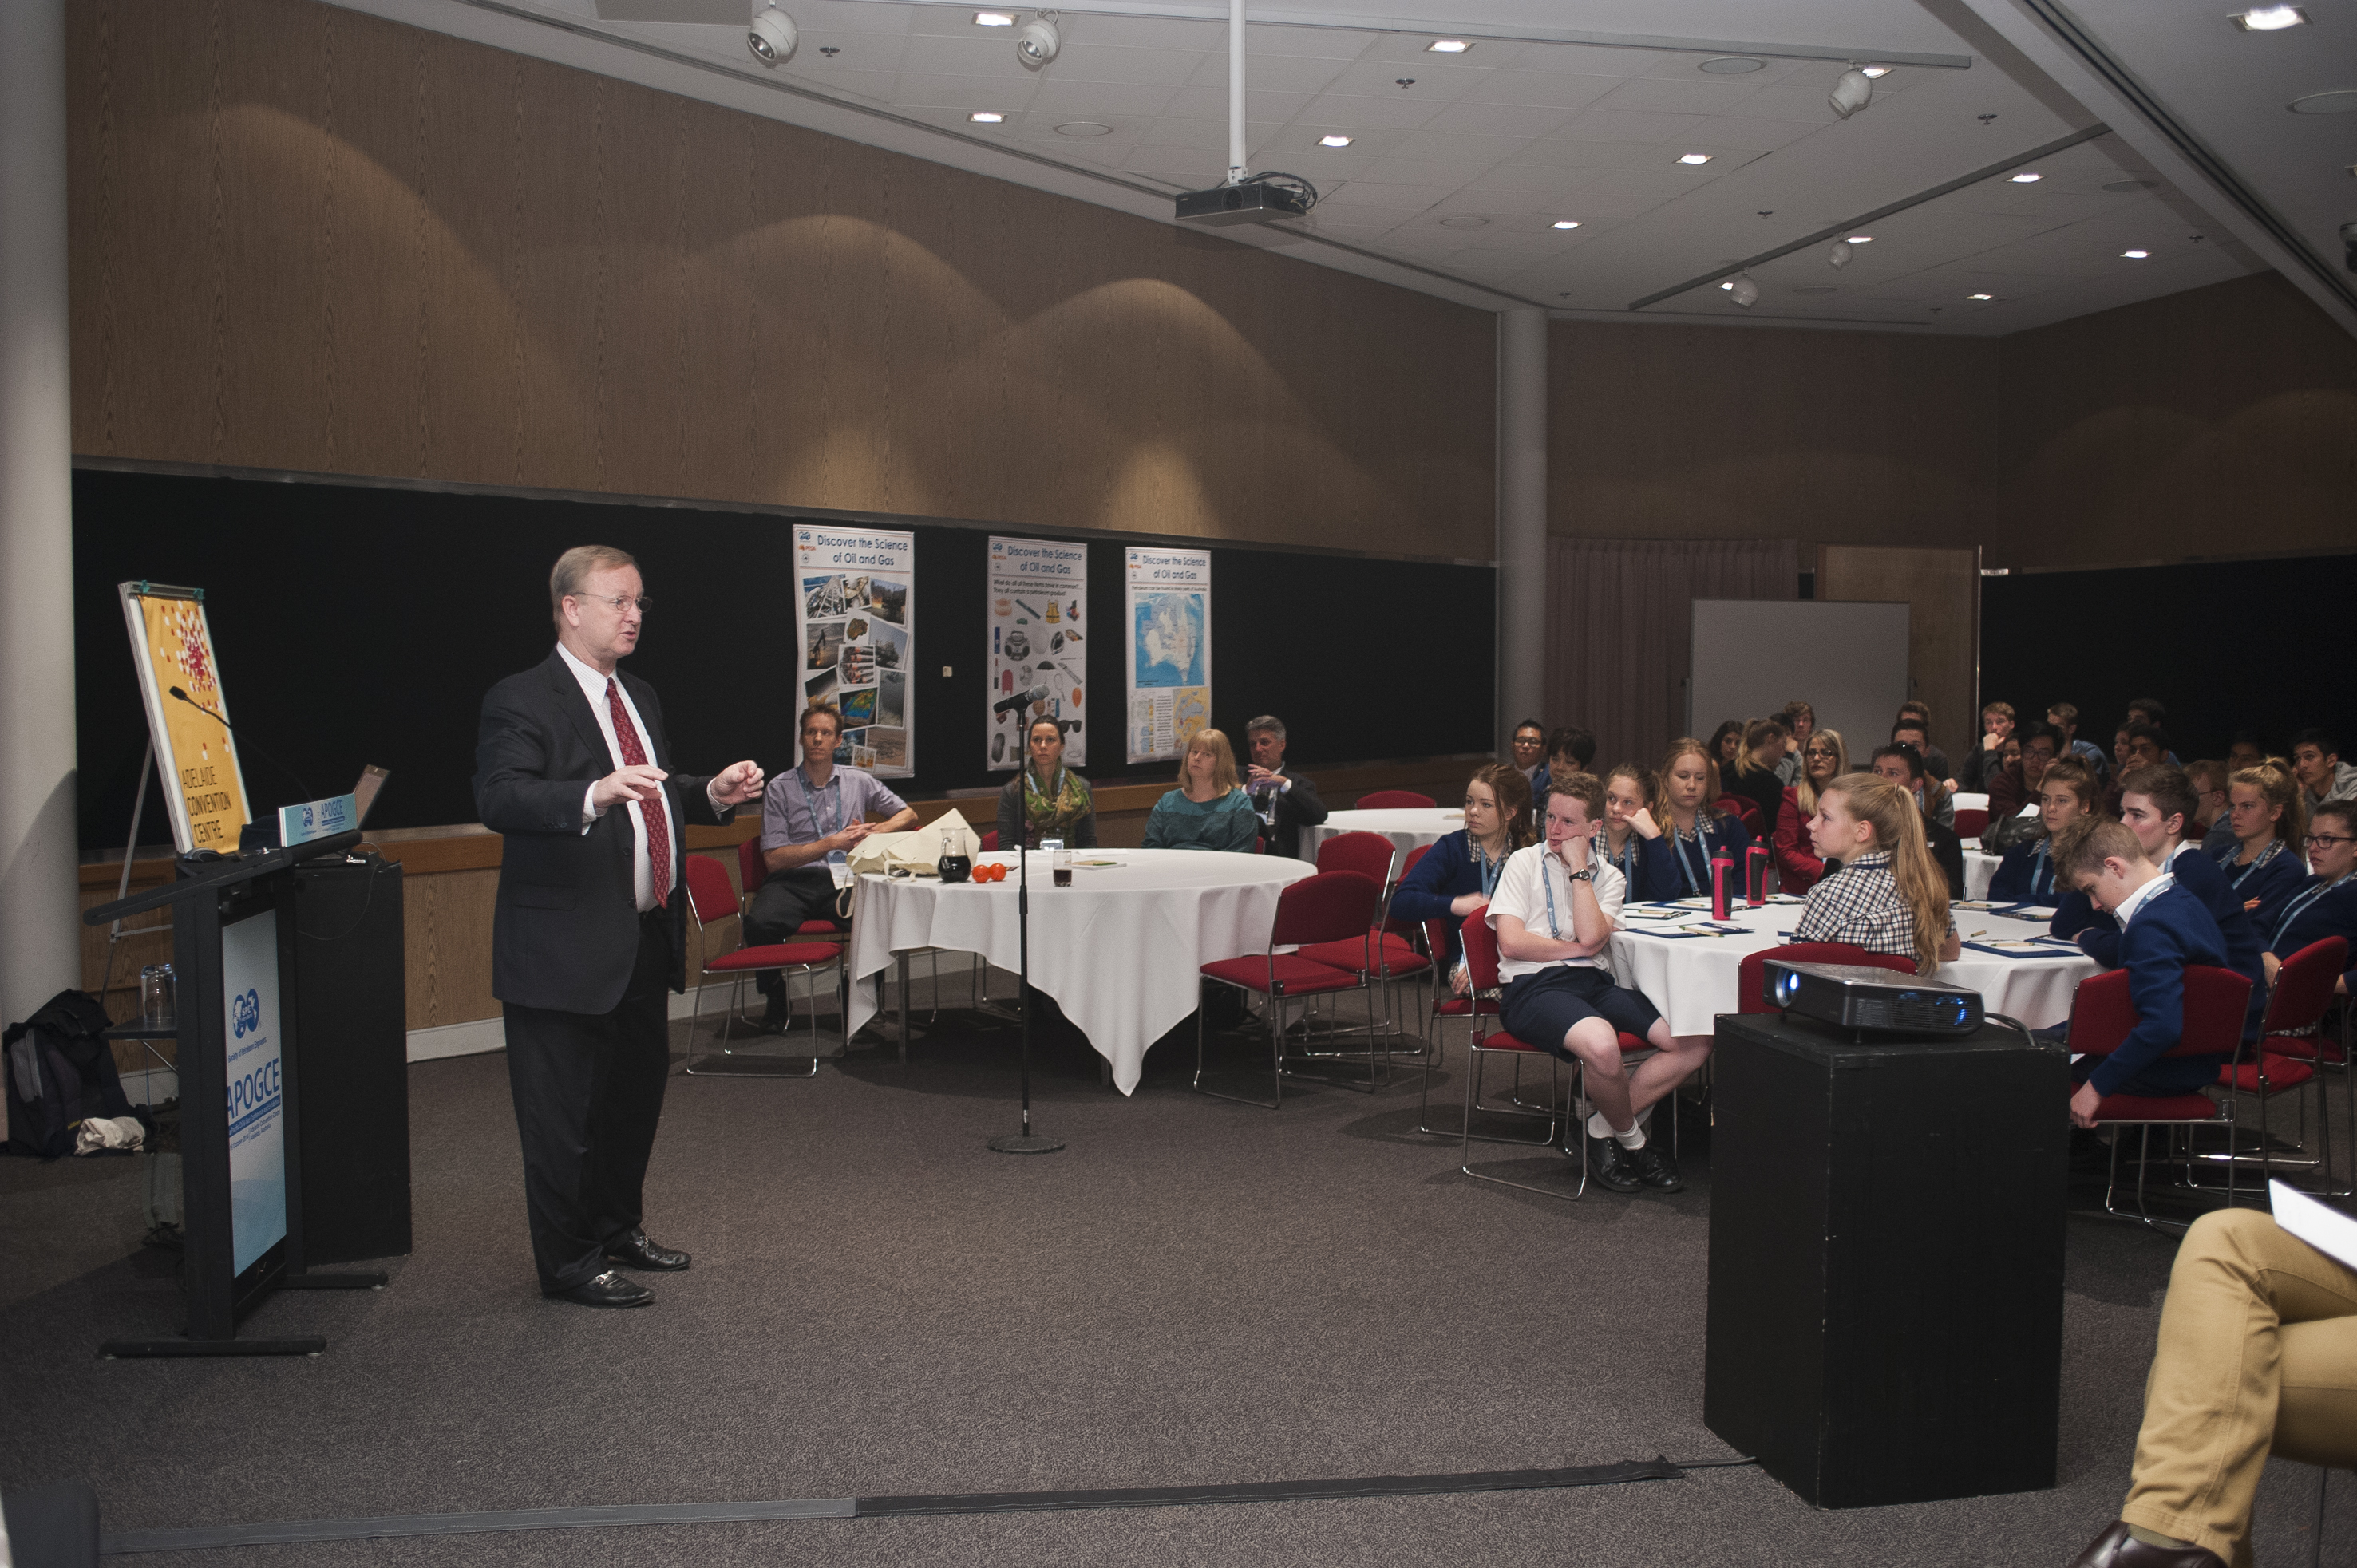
left=545, top=650, right=612, bottom=765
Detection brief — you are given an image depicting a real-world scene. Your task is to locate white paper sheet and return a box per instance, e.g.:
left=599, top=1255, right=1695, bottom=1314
left=2270, top=1179, right=2357, bottom=1270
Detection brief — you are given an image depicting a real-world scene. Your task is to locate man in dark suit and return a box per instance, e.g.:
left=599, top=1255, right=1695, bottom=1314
left=473, top=546, right=765, bottom=1309
left=1244, top=714, right=1327, bottom=861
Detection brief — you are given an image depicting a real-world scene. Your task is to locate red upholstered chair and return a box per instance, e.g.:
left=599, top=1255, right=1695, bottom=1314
left=1415, top=912, right=1501, bottom=1135
left=1737, top=942, right=1919, bottom=1014
left=1193, top=871, right=1378, bottom=1108
left=1714, top=796, right=1764, bottom=838
left=1315, top=830, right=1398, bottom=887
left=979, top=829, right=999, bottom=852
left=1453, top=913, right=1582, bottom=1199
left=1356, top=789, right=1435, bottom=810
left=736, top=835, right=842, bottom=937
left=2068, top=964, right=2252, bottom=1229
left=681, top=854, right=844, bottom=1078
left=1954, top=807, right=1990, bottom=839
left=1297, top=840, right=1434, bottom=1060
left=2232, top=937, right=2350, bottom=1188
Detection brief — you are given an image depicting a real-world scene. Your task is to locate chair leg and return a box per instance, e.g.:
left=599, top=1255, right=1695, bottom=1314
left=1192, top=982, right=1283, bottom=1110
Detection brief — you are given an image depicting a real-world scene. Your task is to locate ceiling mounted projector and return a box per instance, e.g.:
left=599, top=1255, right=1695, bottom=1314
left=748, top=5, right=797, bottom=65
left=1176, top=177, right=1314, bottom=225
left=1763, top=959, right=1986, bottom=1039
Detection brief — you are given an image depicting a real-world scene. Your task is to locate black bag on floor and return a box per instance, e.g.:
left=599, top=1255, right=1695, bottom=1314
left=4, top=989, right=132, bottom=1160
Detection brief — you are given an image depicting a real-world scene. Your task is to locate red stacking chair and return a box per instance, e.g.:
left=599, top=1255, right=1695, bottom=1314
left=1415, top=909, right=1502, bottom=1136
left=1314, top=830, right=1398, bottom=886
left=1193, top=871, right=1379, bottom=1108
left=736, top=835, right=840, bottom=938
left=1356, top=789, right=1435, bottom=810
left=1954, top=806, right=1990, bottom=839
left=978, top=829, right=999, bottom=852
left=1454, top=913, right=1583, bottom=1199
left=1714, top=796, right=1764, bottom=839
left=2232, top=937, right=2350, bottom=1191
left=1738, top=942, right=1919, bottom=1013
left=2068, top=964, right=2252, bottom=1230
left=1298, top=832, right=1430, bottom=1053
left=681, top=854, right=844, bottom=1078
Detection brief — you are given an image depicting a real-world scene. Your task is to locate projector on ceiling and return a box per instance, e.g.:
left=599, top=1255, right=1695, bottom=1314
left=1176, top=179, right=1311, bottom=226
left=1762, top=959, right=1985, bottom=1039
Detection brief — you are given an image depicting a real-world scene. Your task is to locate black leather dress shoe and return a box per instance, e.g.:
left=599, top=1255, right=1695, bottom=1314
left=550, top=1270, right=652, bottom=1309
left=1584, top=1133, right=1641, bottom=1193
left=605, top=1231, right=691, bottom=1271
left=1626, top=1140, right=1684, bottom=1192
left=2067, top=1521, right=2225, bottom=1567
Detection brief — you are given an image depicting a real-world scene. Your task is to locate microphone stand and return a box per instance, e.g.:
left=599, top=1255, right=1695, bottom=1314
left=987, top=834, right=1063, bottom=1155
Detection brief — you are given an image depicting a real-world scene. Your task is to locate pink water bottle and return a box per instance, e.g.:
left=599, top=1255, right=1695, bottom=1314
left=1711, top=850, right=1734, bottom=920
left=1746, top=843, right=1770, bottom=904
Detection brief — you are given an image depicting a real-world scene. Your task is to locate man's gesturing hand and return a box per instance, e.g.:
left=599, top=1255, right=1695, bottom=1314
left=710, top=760, right=765, bottom=807
left=593, top=764, right=668, bottom=812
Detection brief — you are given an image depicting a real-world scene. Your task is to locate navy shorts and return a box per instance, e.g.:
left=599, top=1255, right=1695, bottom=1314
left=1498, top=965, right=1662, bottom=1058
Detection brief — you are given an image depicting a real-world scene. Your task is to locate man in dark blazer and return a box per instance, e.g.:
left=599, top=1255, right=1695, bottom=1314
left=473, top=546, right=764, bottom=1309
left=1244, top=715, right=1327, bottom=861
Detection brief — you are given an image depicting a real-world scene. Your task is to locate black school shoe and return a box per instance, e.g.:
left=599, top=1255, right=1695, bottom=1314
left=1624, top=1139, right=1683, bottom=1192
left=1584, top=1133, right=1642, bottom=1193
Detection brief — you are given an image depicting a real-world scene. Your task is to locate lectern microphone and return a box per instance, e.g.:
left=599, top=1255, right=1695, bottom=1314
left=169, top=685, right=232, bottom=727
left=995, top=684, right=1050, bottom=716
left=170, top=685, right=315, bottom=805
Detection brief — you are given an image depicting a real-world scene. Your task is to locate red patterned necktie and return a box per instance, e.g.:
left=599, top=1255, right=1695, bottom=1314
left=605, top=678, right=669, bottom=907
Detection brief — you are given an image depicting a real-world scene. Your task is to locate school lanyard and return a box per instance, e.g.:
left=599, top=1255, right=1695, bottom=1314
left=1594, top=827, right=1639, bottom=888
left=2269, top=875, right=2343, bottom=953
left=2028, top=841, right=2054, bottom=902
left=1671, top=824, right=1711, bottom=895
left=2219, top=839, right=2284, bottom=892
left=1469, top=834, right=1504, bottom=899
left=793, top=768, right=840, bottom=839
left=1539, top=853, right=1571, bottom=938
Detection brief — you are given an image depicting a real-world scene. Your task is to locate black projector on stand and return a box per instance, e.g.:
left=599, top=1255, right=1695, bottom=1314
left=1176, top=178, right=1311, bottom=226
left=1761, top=958, right=1983, bottom=1039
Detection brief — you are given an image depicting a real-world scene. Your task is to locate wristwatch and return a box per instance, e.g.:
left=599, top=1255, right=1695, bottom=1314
left=1564, top=867, right=1595, bottom=883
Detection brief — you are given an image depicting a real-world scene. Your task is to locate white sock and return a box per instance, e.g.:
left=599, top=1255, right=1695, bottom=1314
left=1585, top=1112, right=1646, bottom=1149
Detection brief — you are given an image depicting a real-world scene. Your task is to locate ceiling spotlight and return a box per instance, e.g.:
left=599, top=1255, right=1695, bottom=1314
left=974, top=10, right=1015, bottom=22
left=1729, top=272, right=1760, bottom=307
left=1828, top=241, right=1853, bottom=267
left=2229, top=4, right=2308, bottom=26
left=1552, top=219, right=1581, bottom=230
left=1967, top=293, right=1993, bottom=300
left=1319, top=133, right=1354, bottom=148
left=1426, top=38, right=1471, bottom=53
left=747, top=4, right=797, bottom=65
left=968, top=110, right=1004, bottom=123
left=1015, top=14, right=1060, bottom=67
left=2122, top=248, right=2149, bottom=258
left=1860, top=65, right=1892, bottom=78
left=1678, top=152, right=1713, bottom=165
left=1699, top=57, right=1766, bottom=74
left=2011, top=172, right=2043, bottom=183
left=1829, top=68, right=1874, bottom=118
left=1846, top=234, right=1874, bottom=243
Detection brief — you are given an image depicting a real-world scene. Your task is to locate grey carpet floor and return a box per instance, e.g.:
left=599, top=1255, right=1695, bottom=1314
left=3, top=994, right=2351, bottom=1566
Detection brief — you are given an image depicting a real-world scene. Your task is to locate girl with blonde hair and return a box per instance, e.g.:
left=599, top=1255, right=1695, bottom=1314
left=1795, top=772, right=1958, bottom=976
left=1592, top=763, right=1656, bottom=891
left=2215, top=761, right=2307, bottom=918
left=1625, top=737, right=1754, bottom=902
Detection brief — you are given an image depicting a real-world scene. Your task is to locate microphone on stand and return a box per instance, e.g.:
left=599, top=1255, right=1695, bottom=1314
left=994, top=684, right=1050, bottom=717
left=168, top=685, right=316, bottom=804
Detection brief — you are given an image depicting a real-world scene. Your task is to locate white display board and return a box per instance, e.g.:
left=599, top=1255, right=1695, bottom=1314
left=1689, top=600, right=1910, bottom=764
left=793, top=524, right=915, bottom=777
left=986, top=536, right=1087, bottom=770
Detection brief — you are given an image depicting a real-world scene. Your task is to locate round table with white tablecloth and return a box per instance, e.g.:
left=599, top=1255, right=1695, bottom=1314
left=1301, top=808, right=1465, bottom=863
left=1962, top=838, right=2001, bottom=902
left=844, top=848, right=1315, bottom=1094
left=1604, top=896, right=2098, bottom=1037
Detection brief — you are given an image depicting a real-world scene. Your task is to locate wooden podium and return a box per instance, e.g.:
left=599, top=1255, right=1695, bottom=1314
left=85, top=831, right=386, bottom=1357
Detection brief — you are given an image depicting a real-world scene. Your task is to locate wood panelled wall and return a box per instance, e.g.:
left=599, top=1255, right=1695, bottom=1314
left=65, top=0, right=1494, bottom=559
left=1987, top=274, right=2357, bottom=571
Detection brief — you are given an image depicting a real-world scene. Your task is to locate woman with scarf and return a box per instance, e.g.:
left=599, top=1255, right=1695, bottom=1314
left=995, top=717, right=1097, bottom=850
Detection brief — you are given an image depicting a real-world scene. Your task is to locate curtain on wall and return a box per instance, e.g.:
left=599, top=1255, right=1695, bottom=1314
left=1543, top=537, right=1801, bottom=776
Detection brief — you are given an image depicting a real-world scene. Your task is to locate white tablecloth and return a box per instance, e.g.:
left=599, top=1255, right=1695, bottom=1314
left=1963, top=839, right=2000, bottom=902
left=1952, top=792, right=1989, bottom=816
left=844, top=849, right=1315, bottom=1094
left=1303, top=808, right=1465, bottom=863
left=1604, top=898, right=2097, bottom=1037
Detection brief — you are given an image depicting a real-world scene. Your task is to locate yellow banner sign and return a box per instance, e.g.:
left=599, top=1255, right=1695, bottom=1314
left=121, top=585, right=249, bottom=852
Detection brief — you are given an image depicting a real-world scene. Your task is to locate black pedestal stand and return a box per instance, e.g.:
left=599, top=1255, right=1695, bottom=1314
left=988, top=839, right=1063, bottom=1155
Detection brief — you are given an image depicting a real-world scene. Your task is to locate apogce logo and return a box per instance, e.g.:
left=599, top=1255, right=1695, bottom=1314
left=231, top=988, right=262, bottom=1038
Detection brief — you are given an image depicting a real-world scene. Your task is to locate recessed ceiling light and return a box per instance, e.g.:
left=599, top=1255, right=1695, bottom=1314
left=968, top=111, right=1004, bottom=123
left=1679, top=152, right=1713, bottom=165
left=1552, top=219, right=1581, bottom=230
left=2122, top=248, right=2149, bottom=259
left=1859, top=65, right=1892, bottom=78
left=1426, top=38, right=1471, bottom=53
left=2010, top=172, right=2042, bottom=183
left=1967, top=293, right=1993, bottom=300
left=2230, top=4, right=2308, bottom=27
left=974, top=10, right=1015, bottom=24
left=1846, top=234, right=1873, bottom=243
left=1319, top=133, right=1353, bottom=148
left=2289, top=90, right=2357, bottom=113
left=1054, top=121, right=1113, bottom=136
left=1698, top=57, right=1765, bottom=74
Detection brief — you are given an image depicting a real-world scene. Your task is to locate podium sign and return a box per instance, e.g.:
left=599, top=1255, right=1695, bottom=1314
left=278, top=792, right=359, bottom=850
left=117, top=582, right=250, bottom=855
left=222, top=907, right=288, bottom=1277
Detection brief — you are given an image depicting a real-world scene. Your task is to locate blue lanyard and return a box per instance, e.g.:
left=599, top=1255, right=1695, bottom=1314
left=1671, top=823, right=1710, bottom=895
left=1594, top=827, right=1639, bottom=887
left=2219, top=839, right=2283, bottom=891
left=2028, top=841, right=2054, bottom=902
left=1469, top=834, right=1504, bottom=899
left=793, top=768, right=840, bottom=839
left=2269, top=877, right=2339, bottom=952
left=1539, top=854, right=1567, bottom=938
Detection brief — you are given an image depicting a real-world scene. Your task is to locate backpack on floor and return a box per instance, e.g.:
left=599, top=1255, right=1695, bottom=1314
left=4, top=989, right=132, bottom=1160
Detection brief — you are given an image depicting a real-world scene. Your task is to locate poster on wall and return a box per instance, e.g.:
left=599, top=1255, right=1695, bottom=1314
left=1124, top=546, right=1211, bottom=764
left=794, top=524, right=916, bottom=779
left=987, top=537, right=1089, bottom=771
left=117, top=582, right=251, bottom=854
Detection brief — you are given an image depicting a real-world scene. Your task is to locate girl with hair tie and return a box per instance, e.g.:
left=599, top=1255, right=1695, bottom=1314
left=1624, top=737, right=1754, bottom=902
left=1773, top=728, right=1846, bottom=894
left=2216, top=762, right=2308, bottom=923
left=1390, top=763, right=1536, bottom=993
left=1794, top=772, right=1959, bottom=975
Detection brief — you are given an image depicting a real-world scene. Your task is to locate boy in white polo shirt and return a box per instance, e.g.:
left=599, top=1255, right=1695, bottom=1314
left=1488, top=772, right=1710, bottom=1194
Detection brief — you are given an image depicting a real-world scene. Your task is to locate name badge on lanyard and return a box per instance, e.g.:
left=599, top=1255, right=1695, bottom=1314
left=796, top=768, right=840, bottom=840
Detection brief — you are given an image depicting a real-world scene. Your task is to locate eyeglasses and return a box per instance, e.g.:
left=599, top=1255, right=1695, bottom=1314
left=2306, top=833, right=2355, bottom=848
left=573, top=592, right=652, bottom=614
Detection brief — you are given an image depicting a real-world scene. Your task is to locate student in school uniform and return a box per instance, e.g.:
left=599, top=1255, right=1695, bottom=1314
left=1869, top=744, right=1965, bottom=899
left=1622, top=737, right=1754, bottom=902
left=1793, top=772, right=1958, bottom=974
left=2215, top=762, right=2308, bottom=926
left=1591, top=763, right=1659, bottom=895
left=1773, top=701, right=1816, bottom=786
left=1388, top=763, right=1534, bottom=989
left=2259, top=799, right=2357, bottom=999
left=1726, top=717, right=1792, bottom=843
left=1958, top=701, right=2017, bottom=792
left=1527, top=725, right=1596, bottom=819
left=1988, top=757, right=2107, bottom=944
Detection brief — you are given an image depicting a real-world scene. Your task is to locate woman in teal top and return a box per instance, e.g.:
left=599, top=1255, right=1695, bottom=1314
left=1142, top=728, right=1260, bottom=852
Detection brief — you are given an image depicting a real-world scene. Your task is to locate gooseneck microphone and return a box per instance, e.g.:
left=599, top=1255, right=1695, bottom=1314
left=168, top=685, right=315, bottom=803
left=994, top=684, right=1050, bottom=717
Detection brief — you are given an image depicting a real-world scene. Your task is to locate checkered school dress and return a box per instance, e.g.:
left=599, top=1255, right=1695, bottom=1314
left=1793, top=850, right=1920, bottom=961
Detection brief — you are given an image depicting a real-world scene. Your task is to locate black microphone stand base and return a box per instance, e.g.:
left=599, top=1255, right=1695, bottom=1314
left=987, top=1132, right=1065, bottom=1155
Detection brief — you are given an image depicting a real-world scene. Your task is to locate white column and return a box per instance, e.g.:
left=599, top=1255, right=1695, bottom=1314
left=1495, top=307, right=1548, bottom=745
left=0, top=0, right=82, bottom=1025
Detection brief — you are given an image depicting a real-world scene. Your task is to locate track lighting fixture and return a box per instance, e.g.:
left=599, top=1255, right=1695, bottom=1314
left=1016, top=14, right=1061, bottom=68
left=1829, top=67, right=1874, bottom=119
left=1828, top=241, right=1853, bottom=268
left=748, top=4, right=797, bottom=65
left=1729, top=272, right=1760, bottom=306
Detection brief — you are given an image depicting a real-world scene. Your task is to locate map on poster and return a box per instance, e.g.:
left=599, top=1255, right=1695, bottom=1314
left=1124, top=547, right=1211, bottom=764
left=794, top=524, right=915, bottom=778
left=987, top=537, right=1088, bottom=770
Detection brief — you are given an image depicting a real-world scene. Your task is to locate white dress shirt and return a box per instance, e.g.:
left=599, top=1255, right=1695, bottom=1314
left=556, top=641, right=677, bottom=914
left=2110, top=869, right=2177, bottom=931
left=1485, top=843, right=1627, bottom=982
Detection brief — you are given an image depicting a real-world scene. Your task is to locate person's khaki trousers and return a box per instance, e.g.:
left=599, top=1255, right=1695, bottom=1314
left=2121, top=1207, right=2357, bottom=1566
